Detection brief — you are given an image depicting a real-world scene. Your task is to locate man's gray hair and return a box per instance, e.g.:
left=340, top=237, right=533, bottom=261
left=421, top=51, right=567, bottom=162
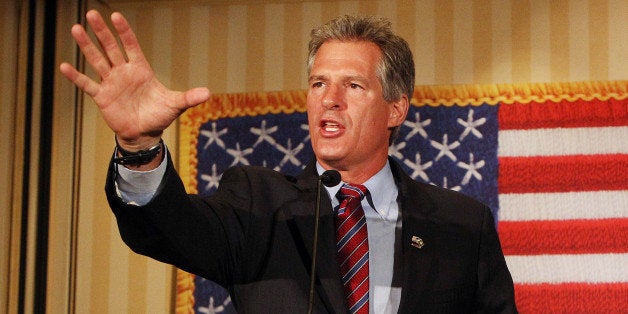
left=307, top=15, right=415, bottom=103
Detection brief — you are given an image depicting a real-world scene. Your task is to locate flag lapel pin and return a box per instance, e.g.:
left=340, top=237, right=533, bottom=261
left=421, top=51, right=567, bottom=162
left=411, top=236, right=424, bottom=249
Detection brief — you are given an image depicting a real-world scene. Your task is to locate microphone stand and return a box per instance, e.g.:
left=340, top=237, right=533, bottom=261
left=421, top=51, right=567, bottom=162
left=308, top=170, right=340, bottom=314
left=307, top=179, right=324, bottom=314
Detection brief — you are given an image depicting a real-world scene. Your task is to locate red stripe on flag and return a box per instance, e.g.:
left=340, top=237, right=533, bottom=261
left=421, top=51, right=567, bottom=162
left=498, top=154, right=628, bottom=193
left=499, top=218, right=628, bottom=255
left=499, top=98, right=628, bottom=130
left=514, top=283, right=628, bottom=313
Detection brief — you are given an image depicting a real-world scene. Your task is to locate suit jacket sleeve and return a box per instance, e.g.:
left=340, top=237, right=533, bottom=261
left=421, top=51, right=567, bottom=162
left=105, top=154, right=285, bottom=287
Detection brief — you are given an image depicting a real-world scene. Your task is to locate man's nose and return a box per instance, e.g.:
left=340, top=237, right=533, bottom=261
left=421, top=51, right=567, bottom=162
left=322, top=85, right=343, bottom=109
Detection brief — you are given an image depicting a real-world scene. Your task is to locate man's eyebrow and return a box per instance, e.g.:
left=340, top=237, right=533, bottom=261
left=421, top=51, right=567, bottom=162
left=308, top=74, right=327, bottom=82
left=308, top=74, right=368, bottom=82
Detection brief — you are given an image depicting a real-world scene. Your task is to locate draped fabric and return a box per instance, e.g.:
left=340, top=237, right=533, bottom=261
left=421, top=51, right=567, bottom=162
left=177, top=81, right=628, bottom=313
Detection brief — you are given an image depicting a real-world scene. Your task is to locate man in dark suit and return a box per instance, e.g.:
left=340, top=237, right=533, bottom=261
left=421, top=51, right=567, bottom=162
left=61, top=10, right=517, bottom=313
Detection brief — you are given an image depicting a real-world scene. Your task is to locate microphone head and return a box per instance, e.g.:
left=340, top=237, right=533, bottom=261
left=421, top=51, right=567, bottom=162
left=320, top=170, right=341, bottom=187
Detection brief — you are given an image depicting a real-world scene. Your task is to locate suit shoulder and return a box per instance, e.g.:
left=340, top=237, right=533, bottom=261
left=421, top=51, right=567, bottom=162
left=421, top=181, right=486, bottom=208
left=216, top=166, right=304, bottom=203
left=221, top=165, right=295, bottom=184
left=401, top=179, right=492, bottom=227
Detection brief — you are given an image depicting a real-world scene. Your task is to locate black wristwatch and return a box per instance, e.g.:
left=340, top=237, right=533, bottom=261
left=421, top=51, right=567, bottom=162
left=113, top=138, right=163, bottom=166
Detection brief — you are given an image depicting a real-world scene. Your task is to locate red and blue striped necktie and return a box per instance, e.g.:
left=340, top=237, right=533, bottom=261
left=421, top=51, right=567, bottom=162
left=335, top=184, right=370, bottom=314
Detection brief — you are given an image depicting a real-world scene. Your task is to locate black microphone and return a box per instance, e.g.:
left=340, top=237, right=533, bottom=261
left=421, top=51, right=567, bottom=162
left=308, top=170, right=341, bottom=314
left=320, top=170, right=341, bottom=188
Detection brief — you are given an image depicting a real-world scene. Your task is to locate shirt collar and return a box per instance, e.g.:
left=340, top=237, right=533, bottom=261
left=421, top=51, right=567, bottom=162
left=316, top=160, right=397, bottom=219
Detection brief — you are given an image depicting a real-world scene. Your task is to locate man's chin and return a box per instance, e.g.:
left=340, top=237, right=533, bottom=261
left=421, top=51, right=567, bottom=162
left=314, top=152, right=346, bottom=167
left=313, top=147, right=343, bottom=160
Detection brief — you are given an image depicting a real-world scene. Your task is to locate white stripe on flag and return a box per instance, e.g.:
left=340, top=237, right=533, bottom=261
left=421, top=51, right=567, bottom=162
left=498, top=126, right=628, bottom=157
left=498, top=191, right=628, bottom=221
left=505, top=253, right=628, bottom=284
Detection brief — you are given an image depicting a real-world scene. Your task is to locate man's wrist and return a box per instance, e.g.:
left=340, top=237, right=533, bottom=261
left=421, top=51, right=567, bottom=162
left=113, top=136, right=164, bottom=166
left=115, top=133, right=163, bottom=152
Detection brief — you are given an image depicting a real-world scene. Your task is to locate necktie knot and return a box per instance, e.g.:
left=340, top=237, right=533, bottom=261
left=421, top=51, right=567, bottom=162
left=336, top=184, right=368, bottom=216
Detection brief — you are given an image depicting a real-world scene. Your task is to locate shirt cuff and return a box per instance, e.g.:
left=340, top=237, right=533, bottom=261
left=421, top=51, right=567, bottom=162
left=114, top=145, right=169, bottom=206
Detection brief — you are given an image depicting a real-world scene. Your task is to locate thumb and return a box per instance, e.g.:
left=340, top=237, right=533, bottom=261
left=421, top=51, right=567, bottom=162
left=181, top=87, right=211, bottom=109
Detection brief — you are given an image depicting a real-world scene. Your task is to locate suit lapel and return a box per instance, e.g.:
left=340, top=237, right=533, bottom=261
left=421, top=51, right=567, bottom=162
left=390, top=159, right=439, bottom=310
left=290, top=161, right=347, bottom=313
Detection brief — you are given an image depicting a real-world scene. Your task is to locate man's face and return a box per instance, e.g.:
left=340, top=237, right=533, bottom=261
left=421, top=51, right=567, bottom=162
left=307, top=40, right=407, bottom=174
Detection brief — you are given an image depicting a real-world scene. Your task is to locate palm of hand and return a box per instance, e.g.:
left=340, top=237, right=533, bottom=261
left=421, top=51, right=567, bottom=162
left=60, top=10, right=210, bottom=148
left=94, top=60, right=180, bottom=141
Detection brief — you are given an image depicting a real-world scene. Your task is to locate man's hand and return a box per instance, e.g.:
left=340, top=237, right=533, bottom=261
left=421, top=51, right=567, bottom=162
left=59, top=10, right=210, bottom=151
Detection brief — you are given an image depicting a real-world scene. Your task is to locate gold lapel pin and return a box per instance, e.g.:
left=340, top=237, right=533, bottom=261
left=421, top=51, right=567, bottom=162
left=411, top=236, right=425, bottom=249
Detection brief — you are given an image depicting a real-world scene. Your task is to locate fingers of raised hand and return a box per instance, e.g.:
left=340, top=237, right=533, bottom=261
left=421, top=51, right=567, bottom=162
left=59, top=63, right=100, bottom=97
left=71, top=24, right=112, bottom=77
left=110, top=12, right=145, bottom=64
left=85, top=10, right=127, bottom=67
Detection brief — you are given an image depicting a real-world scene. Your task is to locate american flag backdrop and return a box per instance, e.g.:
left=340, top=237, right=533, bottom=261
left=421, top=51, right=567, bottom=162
left=177, top=81, right=628, bottom=313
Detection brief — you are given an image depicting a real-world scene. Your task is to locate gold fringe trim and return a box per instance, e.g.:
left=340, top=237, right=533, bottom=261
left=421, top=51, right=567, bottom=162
left=183, top=89, right=308, bottom=122
left=175, top=270, right=195, bottom=314
left=413, top=80, right=627, bottom=106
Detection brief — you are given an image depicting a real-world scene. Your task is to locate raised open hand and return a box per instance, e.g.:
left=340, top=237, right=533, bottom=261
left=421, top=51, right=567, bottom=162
left=60, top=10, right=210, bottom=150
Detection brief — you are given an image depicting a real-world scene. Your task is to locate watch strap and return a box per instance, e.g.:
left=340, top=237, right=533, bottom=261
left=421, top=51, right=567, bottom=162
left=113, top=138, right=163, bottom=166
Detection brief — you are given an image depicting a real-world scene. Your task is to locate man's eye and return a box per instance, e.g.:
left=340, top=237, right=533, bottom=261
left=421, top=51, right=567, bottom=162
left=349, top=83, right=362, bottom=89
left=311, top=82, right=324, bottom=88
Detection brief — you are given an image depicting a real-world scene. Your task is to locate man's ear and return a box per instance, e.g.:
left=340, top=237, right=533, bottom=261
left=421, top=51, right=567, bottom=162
left=388, top=94, right=410, bottom=128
